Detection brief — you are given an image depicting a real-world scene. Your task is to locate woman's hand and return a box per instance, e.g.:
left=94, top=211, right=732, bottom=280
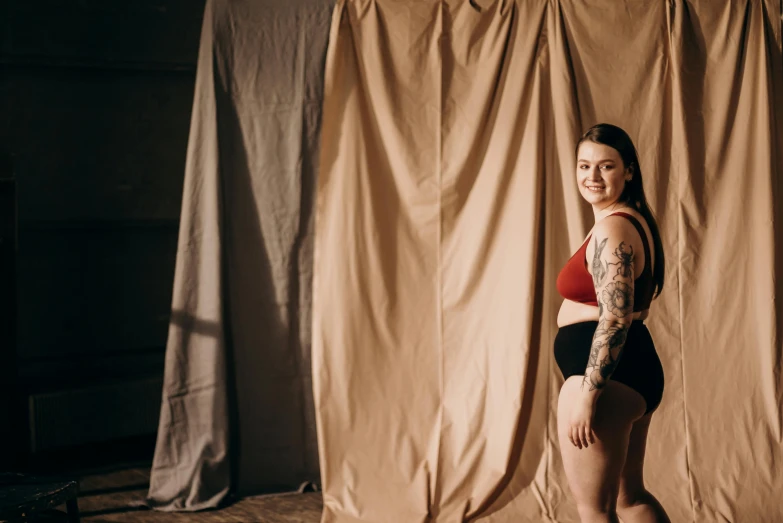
left=568, top=394, right=597, bottom=449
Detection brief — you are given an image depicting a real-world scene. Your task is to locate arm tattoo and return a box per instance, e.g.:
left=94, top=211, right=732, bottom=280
left=591, top=237, right=609, bottom=287
left=594, top=235, right=635, bottom=320
left=582, top=234, right=636, bottom=390
left=611, top=242, right=634, bottom=279
left=602, top=281, right=633, bottom=318
left=583, top=319, right=630, bottom=390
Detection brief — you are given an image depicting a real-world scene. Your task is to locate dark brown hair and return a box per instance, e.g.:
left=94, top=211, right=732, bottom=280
left=576, top=123, right=665, bottom=299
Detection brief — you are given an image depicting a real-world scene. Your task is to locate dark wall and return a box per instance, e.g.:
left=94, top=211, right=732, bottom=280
left=0, top=0, right=205, bottom=459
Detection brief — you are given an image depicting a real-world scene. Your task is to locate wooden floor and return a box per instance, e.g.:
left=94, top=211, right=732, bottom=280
left=67, top=468, right=323, bottom=522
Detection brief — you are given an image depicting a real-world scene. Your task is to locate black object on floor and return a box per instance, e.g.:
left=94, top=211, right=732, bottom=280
left=0, top=473, right=80, bottom=522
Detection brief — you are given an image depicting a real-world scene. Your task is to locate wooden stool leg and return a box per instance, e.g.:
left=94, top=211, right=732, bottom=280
left=65, top=498, right=80, bottom=523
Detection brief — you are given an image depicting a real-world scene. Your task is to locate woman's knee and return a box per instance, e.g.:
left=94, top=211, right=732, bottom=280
left=576, top=501, right=618, bottom=522
left=573, top=486, right=619, bottom=516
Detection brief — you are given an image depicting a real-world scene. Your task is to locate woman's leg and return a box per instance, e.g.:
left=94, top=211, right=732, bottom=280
left=616, top=413, right=671, bottom=523
left=558, top=376, right=646, bottom=523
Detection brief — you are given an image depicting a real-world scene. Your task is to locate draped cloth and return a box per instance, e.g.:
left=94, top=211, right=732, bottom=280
left=147, top=0, right=334, bottom=510
left=313, top=0, right=783, bottom=521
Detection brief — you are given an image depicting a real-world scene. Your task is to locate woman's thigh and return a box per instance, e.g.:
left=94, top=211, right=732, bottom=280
left=557, top=376, right=647, bottom=510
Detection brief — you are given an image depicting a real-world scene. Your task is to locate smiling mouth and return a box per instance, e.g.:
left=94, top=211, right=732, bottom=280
left=586, top=186, right=604, bottom=192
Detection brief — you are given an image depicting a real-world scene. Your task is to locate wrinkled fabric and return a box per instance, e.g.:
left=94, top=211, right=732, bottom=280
left=147, top=0, right=333, bottom=510
left=313, top=1, right=783, bottom=522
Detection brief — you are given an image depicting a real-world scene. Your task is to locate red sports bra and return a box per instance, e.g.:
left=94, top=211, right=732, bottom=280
left=556, top=212, right=654, bottom=312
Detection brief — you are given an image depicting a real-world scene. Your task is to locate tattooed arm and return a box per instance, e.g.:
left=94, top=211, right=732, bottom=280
left=565, top=217, right=640, bottom=449
left=582, top=218, right=637, bottom=396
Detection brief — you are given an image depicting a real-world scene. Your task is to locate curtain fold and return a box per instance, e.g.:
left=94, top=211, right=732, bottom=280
left=315, top=2, right=443, bottom=520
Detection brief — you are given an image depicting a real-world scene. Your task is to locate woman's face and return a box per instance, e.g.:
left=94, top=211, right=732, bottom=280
left=575, top=141, right=631, bottom=208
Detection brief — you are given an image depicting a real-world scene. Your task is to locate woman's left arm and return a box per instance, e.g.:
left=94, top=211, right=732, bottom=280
left=585, top=219, right=637, bottom=392
left=568, top=217, right=637, bottom=448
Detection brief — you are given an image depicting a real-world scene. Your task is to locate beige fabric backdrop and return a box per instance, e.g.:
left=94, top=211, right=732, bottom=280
left=313, top=1, right=783, bottom=522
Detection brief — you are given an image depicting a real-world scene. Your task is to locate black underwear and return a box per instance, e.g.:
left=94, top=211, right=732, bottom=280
left=553, top=320, right=665, bottom=414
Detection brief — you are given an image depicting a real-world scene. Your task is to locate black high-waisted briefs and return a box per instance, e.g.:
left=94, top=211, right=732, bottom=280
left=553, top=320, right=665, bottom=414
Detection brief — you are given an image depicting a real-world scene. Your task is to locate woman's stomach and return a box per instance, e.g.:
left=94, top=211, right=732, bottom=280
left=557, top=299, right=648, bottom=328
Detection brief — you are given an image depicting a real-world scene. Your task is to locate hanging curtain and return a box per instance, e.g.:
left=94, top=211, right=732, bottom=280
left=147, top=0, right=334, bottom=510
left=313, top=0, right=783, bottom=521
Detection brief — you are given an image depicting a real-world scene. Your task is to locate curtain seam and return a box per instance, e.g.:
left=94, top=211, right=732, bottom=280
left=432, top=1, right=446, bottom=518
left=669, top=1, right=698, bottom=520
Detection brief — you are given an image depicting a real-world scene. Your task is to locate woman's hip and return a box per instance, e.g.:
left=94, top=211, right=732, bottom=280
left=553, top=320, right=661, bottom=377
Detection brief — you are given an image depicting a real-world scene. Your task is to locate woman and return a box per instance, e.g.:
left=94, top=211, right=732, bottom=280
left=554, top=124, right=671, bottom=523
